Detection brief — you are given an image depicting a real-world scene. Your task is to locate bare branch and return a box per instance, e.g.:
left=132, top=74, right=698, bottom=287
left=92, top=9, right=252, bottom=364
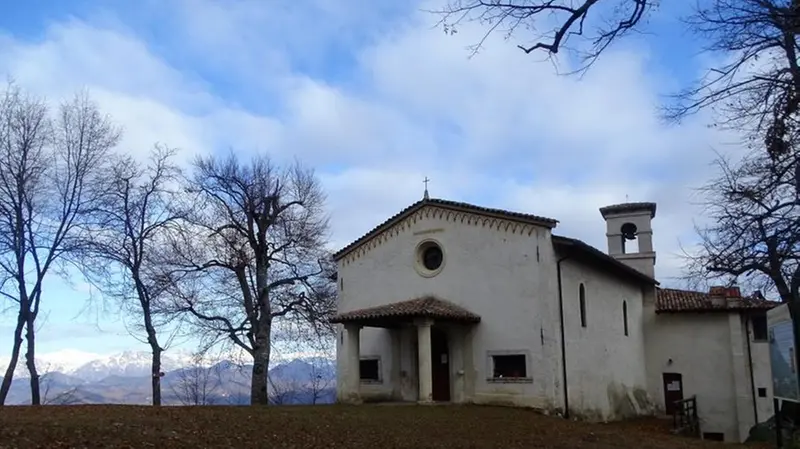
left=169, top=351, right=222, bottom=405
left=664, top=0, right=800, bottom=161
left=683, top=147, right=800, bottom=302
left=429, top=0, right=652, bottom=73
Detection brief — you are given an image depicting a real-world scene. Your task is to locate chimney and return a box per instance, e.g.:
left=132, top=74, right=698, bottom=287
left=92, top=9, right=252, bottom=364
left=709, top=286, right=727, bottom=307
left=708, top=286, right=742, bottom=308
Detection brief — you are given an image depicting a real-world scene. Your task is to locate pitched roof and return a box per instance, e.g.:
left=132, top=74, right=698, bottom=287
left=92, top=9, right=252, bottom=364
left=552, top=235, right=658, bottom=286
left=332, top=198, right=558, bottom=261
left=330, top=296, right=481, bottom=325
left=656, top=287, right=778, bottom=313
left=599, top=202, right=657, bottom=219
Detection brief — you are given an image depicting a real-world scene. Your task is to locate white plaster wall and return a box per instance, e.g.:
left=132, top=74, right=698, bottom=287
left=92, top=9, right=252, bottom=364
left=750, top=340, right=774, bottom=423
left=335, top=206, right=562, bottom=408
left=645, top=312, right=744, bottom=441
left=559, top=259, right=651, bottom=420
left=743, top=317, right=774, bottom=430
left=728, top=313, right=753, bottom=442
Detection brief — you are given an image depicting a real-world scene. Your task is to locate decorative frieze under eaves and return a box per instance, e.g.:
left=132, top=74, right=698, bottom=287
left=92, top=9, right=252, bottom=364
left=340, top=206, right=543, bottom=266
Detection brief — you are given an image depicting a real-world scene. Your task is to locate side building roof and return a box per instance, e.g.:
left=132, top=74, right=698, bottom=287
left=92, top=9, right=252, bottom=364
left=656, top=287, right=777, bottom=313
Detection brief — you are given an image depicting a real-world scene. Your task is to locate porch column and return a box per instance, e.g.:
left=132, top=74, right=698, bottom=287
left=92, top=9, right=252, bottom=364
left=344, top=323, right=362, bottom=404
left=416, top=319, right=433, bottom=403
left=390, top=328, right=402, bottom=400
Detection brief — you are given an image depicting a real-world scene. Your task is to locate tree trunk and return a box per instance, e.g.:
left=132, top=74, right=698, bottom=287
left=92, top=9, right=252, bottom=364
left=0, top=311, right=26, bottom=405
left=151, top=346, right=162, bottom=406
left=25, top=320, right=42, bottom=405
left=25, top=315, right=40, bottom=405
left=251, top=338, right=271, bottom=405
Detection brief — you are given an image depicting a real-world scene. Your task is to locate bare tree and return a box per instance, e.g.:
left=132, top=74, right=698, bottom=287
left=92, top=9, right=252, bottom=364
left=267, top=373, right=297, bottom=405
left=169, top=352, right=222, bottom=405
left=686, top=147, right=800, bottom=383
left=305, top=355, right=335, bottom=405
left=430, top=0, right=652, bottom=70
left=686, top=150, right=800, bottom=298
left=665, top=0, right=800, bottom=161
left=167, top=153, right=336, bottom=405
left=275, top=321, right=336, bottom=405
left=39, top=363, right=80, bottom=406
left=266, top=356, right=333, bottom=405
left=78, top=146, right=185, bottom=406
left=0, top=83, right=119, bottom=405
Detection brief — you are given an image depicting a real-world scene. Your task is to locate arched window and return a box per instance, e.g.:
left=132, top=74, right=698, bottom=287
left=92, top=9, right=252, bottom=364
left=579, top=283, right=587, bottom=328
left=623, top=301, right=629, bottom=336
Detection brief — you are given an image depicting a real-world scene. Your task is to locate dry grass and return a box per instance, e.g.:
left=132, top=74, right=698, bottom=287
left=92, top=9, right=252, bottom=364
left=0, top=404, right=772, bottom=448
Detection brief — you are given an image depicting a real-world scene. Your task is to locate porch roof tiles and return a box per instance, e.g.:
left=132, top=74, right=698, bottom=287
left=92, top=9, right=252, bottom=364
left=330, top=296, right=481, bottom=325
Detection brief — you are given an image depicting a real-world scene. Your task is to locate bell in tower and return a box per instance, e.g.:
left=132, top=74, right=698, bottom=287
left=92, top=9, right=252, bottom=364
left=599, top=202, right=657, bottom=278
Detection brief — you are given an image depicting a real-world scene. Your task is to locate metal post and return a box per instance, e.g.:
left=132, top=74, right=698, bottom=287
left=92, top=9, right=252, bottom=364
left=775, top=398, right=783, bottom=449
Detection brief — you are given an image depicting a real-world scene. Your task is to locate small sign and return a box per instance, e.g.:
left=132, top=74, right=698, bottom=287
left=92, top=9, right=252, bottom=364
left=440, top=354, right=448, bottom=364
left=667, top=381, right=681, bottom=391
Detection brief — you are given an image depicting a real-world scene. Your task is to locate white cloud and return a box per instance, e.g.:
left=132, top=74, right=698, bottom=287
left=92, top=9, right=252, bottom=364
left=0, top=0, right=750, bottom=357
left=0, top=20, right=280, bottom=164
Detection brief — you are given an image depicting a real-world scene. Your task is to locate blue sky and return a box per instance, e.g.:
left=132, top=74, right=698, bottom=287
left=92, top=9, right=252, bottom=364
left=0, top=0, right=741, bottom=369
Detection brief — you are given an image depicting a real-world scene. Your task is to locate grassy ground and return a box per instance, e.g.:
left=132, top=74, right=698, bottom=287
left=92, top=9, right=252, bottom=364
left=0, top=404, right=773, bottom=448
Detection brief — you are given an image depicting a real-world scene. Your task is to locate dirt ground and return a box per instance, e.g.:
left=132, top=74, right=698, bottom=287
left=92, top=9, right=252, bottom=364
left=0, top=404, right=773, bottom=448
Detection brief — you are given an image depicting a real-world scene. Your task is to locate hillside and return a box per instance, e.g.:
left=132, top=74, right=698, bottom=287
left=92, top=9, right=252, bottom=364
left=0, top=404, right=770, bottom=448
left=5, top=352, right=336, bottom=405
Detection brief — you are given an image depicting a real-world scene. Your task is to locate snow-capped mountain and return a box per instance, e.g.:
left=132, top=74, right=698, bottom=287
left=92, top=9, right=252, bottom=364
left=2, top=349, right=104, bottom=379
left=5, top=349, right=190, bottom=381
left=4, top=355, right=337, bottom=406
left=70, top=350, right=184, bottom=382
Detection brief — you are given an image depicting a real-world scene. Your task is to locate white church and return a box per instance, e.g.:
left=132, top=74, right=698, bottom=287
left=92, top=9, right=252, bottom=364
left=331, top=195, right=777, bottom=443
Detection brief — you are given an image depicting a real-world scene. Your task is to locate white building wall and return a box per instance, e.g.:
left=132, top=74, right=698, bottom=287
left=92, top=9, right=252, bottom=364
left=751, top=340, right=774, bottom=424
left=334, top=206, right=562, bottom=409
left=644, top=311, right=770, bottom=442
left=741, top=315, right=774, bottom=434
left=559, top=260, right=652, bottom=420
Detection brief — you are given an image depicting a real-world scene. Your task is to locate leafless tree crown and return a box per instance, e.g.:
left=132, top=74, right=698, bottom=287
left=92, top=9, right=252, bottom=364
left=686, top=148, right=800, bottom=301
left=78, top=145, right=186, bottom=406
left=665, top=0, right=800, bottom=160
left=166, top=153, right=336, bottom=405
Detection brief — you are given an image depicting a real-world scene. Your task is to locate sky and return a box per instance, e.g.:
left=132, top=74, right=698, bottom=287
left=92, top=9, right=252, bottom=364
left=0, top=0, right=746, bottom=370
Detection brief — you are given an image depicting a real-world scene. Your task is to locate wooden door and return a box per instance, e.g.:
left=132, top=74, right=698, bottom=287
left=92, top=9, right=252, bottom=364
left=431, top=327, right=451, bottom=402
left=662, top=372, right=684, bottom=415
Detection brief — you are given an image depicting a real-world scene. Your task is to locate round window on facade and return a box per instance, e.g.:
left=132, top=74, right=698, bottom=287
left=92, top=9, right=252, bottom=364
left=415, top=240, right=445, bottom=277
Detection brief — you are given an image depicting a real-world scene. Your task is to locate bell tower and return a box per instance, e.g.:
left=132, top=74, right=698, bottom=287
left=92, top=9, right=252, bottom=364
left=599, top=202, right=657, bottom=279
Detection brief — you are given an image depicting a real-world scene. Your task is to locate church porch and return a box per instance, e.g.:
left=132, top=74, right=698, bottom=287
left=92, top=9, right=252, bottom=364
left=330, top=296, right=481, bottom=405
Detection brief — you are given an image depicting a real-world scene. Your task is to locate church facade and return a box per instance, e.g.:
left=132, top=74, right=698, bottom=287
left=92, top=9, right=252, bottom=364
left=330, top=197, right=776, bottom=442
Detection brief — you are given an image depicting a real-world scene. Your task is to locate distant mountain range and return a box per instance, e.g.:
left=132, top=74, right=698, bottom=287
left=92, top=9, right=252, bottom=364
left=5, top=351, right=336, bottom=405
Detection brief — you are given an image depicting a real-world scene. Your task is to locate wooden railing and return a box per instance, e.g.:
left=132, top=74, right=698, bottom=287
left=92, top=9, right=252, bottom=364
left=672, top=396, right=700, bottom=438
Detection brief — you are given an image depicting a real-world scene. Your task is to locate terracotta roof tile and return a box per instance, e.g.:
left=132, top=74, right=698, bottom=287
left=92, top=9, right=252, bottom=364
left=656, top=288, right=778, bottom=313
left=330, top=296, right=481, bottom=324
left=332, top=198, right=558, bottom=261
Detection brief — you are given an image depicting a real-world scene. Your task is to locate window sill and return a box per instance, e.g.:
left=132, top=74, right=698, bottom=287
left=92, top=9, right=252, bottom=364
left=360, top=380, right=383, bottom=385
left=487, top=377, right=533, bottom=384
